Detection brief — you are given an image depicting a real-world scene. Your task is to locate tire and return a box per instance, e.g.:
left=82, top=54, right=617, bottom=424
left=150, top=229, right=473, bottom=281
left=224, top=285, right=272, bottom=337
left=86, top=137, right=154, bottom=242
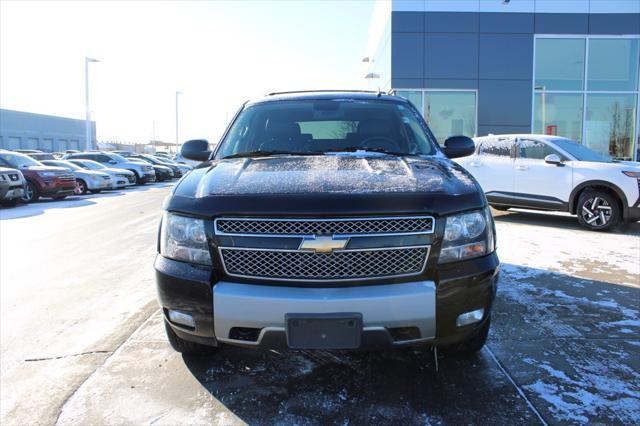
left=491, top=205, right=511, bottom=211
left=128, top=170, right=144, bottom=185
left=439, top=317, right=490, bottom=356
left=89, top=189, right=102, bottom=194
left=164, top=319, right=215, bottom=355
left=576, top=190, right=621, bottom=231
left=75, top=179, right=87, bottom=195
left=22, top=181, right=39, bottom=203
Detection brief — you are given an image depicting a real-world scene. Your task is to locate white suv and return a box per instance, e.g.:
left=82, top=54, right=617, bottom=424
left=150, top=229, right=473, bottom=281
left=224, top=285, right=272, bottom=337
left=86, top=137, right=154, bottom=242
left=456, top=134, right=640, bottom=231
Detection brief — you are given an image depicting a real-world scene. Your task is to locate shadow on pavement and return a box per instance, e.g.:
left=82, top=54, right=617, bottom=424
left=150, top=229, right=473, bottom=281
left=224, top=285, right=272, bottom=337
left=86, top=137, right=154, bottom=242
left=493, top=208, right=640, bottom=235
left=181, top=264, right=639, bottom=425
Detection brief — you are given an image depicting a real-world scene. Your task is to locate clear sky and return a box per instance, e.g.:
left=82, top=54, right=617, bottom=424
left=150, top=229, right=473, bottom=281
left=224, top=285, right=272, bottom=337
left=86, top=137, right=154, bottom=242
left=0, top=0, right=375, bottom=144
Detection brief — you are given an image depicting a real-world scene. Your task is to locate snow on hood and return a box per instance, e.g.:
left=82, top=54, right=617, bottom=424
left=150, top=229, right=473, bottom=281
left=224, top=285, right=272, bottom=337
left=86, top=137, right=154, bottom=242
left=194, top=155, right=478, bottom=198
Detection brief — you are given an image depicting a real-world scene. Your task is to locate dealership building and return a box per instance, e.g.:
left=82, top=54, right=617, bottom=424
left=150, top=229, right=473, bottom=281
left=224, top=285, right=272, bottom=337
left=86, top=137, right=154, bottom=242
left=0, top=109, right=95, bottom=152
left=364, top=0, right=640, bottom=161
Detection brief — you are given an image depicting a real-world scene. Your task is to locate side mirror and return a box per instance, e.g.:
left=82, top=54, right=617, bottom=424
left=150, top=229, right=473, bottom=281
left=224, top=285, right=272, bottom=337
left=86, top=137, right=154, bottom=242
left=443, top=136, right=475, bottom=159
left=181, top=139, right=211, bottom=162
left=544, top=154, right=563, bottom=166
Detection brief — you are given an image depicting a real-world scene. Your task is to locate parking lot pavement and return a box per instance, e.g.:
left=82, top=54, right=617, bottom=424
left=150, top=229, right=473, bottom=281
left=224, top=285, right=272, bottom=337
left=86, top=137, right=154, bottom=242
left=0, top=183, right=174, bottom=426
left=52, top=209, right=640, bottom=425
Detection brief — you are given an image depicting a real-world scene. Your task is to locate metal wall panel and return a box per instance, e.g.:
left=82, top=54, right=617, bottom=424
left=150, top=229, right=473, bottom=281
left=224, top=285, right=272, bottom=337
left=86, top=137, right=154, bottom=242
left=535, top=13, right=589, bottom=34
left=423, top=79, right=478, bottom=89
left=391, top=33, right=424, bottom=78
left=425, top=12, right=478, bottom=33
left=479, top=12, right=534, bottom=33
left=478, top=80, right=532, bottom=126
left=392, top=11, right=425, bottom=33
left=424, top=33, right=478, bottom=79
left=479, top=34, right=533, bottom=80
left=589, top=13, right=640, bottom=34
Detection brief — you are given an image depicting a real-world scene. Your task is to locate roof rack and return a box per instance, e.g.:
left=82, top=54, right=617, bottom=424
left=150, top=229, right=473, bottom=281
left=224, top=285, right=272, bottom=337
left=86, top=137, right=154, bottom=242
left=266, top=89, right=383, bottom=96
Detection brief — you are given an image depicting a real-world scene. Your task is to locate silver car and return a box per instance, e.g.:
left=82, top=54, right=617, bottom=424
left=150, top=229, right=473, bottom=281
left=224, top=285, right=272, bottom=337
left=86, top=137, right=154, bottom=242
left=67, top=159, right=136, bottom=189
left=41, top=160, right=113, bottom=195
left=0, top=167, right=25, bottom=207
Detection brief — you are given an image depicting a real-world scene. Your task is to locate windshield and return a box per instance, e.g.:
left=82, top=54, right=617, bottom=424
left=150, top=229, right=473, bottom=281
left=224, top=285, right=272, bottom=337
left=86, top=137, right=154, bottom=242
left=0, top=152, right=42, bottom=168
left=81, top=160, right=106, bottom=170
left=551, top=138, right=613, bottom=163
left=216, top=99, right=437, bottom=159
left=107, top=153, right=128, bottom=163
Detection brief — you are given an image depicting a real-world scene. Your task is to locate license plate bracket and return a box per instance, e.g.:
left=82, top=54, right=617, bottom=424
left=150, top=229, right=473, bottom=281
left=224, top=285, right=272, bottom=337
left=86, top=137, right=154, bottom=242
left=285, top=313, right=362, bottom=349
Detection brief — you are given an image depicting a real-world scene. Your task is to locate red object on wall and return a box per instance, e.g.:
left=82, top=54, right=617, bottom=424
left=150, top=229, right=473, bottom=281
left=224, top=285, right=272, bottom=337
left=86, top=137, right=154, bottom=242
left=545, top=125, right=557, bottom=135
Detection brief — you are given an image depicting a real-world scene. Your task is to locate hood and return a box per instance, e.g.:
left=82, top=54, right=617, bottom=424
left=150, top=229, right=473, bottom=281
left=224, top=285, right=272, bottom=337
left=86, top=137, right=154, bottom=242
left=168, top=155, right=485, bottom=218
left=23, top=165, right=69, bottom=173
left=107, top=168, right=134, bottom=175
left=77, top=170, right=109, bottom=178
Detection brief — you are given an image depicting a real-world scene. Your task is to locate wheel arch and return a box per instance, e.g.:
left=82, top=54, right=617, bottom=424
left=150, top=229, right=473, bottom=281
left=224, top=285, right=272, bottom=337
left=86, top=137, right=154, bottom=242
left=569, top=180, right=628, bottom=219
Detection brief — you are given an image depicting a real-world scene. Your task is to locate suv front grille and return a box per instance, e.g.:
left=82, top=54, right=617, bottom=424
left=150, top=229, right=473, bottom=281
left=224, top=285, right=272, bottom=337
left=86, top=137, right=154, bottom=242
left=215, top=216, right=433, bottom=282
left=220, top=246, right=429, bottom=281
left=215, top=217, right=434, bottom=236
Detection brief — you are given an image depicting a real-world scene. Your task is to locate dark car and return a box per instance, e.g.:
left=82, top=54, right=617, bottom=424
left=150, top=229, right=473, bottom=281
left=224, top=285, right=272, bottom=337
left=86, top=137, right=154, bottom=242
left=0, top=150, right=76, bottom=202
left=155, top=91, right=498, bottom=357
left=130, top=154, right=183, bottom=178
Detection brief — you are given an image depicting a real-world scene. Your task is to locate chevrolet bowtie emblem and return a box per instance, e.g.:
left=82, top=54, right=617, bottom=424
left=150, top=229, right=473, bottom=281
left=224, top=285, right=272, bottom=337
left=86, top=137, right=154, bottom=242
left=299, top=235, right=349, bottom=253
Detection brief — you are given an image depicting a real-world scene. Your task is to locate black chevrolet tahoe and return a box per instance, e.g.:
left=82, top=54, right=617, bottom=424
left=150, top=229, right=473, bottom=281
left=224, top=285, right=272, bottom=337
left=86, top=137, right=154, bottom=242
left=155, top=91, right=499, bottom=355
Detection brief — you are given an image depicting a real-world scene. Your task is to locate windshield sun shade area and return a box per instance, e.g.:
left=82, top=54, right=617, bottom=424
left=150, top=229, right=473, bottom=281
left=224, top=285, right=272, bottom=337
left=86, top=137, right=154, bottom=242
left=216, top=100, right=438, bottom=159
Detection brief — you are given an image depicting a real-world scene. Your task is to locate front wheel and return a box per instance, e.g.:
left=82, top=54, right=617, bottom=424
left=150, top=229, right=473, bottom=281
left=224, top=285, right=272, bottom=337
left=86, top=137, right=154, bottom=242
left=439, top=317, right=490, bottom=356
left=21, top=181, right=39, bottom=203
left=164, top=320, right=215, bottom=355
left=577, top=190, right=620, bottom=231
left=74, top=179, right=87, bottom=195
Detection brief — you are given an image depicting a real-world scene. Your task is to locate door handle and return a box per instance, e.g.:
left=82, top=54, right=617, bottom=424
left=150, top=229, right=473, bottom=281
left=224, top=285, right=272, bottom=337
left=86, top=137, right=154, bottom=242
left=516, top=165, right=528, bottom=171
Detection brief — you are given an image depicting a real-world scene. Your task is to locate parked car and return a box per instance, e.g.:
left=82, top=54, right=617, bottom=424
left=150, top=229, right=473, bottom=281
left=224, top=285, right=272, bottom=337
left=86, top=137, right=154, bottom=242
left=155, top=91, right=498, bottom=356
left=63, top=152, right=155, bottom=184
left=0, top=150, right=75, bottom=202
left=455, top=134, right=640, bottom=231
left=130, top=154, right=183, bottom=178
left=67, top=159, right=136, bottom=188
left=41, top=160, right=113, bottom=195
left=0, top=167, right=26, bottom=207
left=28, top=152, right=56, bottom=161
left=154, top=156, right=192, bottom=175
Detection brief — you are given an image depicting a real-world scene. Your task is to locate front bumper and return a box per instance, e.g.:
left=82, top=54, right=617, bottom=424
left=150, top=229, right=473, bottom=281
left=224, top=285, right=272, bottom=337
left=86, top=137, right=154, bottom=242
left=155, top=252, right=499, bottom=350
left=0, top=184, right=24, bottom=200
left=86, top=179, right=113, bottom=190
left=627, top=205, right=640, bottom=223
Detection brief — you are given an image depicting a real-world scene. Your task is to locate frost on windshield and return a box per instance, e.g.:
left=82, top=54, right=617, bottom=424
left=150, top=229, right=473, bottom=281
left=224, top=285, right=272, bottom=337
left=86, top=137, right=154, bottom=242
left=195, top=155, right=477, bottom=196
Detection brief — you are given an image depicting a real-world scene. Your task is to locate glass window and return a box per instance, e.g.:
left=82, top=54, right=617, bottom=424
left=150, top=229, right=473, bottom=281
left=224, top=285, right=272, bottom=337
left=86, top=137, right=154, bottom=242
left=395, top=91, right=422, bottom=111
left=584, top=93, right=637, bottom=160
left=479, top=139, right=512, bottom=157
left=587, top=39, right=639, bottom=92
left=423, top=91, right=476, bottom=145
left=518, top=140, right=560, bottom=160
left=216, top=99, right=437, bottom=158
left=533, top=93, right=584, bottom=141
left=550, top=138, right=612, bottom=163
left=535, top=38, right=586, bottom=91
left=0, top=152, right=41, bottom=168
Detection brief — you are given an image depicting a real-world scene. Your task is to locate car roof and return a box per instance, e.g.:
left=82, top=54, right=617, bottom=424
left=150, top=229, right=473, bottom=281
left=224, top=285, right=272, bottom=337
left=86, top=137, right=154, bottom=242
left=248, top=90, right=404, bottom=106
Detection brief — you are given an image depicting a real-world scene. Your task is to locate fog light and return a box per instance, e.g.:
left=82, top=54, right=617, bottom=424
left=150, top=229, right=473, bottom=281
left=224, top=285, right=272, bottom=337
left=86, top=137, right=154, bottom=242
left=168, top=310, right=195, bottom=328
left=456, top=308, right=484, bottom=327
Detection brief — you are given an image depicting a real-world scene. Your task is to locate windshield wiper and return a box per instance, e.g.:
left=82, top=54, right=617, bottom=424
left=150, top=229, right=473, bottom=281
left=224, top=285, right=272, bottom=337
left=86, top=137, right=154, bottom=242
left=321, top=147, right=419, bottom=157
left=222, top=150, right=316, bottom=159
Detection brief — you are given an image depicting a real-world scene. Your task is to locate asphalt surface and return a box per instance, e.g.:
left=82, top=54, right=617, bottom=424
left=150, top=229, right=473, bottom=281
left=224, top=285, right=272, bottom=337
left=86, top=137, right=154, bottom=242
left=1, top=185, right=638, bottom=425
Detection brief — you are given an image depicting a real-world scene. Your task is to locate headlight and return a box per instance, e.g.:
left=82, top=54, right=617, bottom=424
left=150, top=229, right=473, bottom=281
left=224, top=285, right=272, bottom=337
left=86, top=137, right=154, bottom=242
left=37, top=171, right=57, bottom=178
left=438, top=208, right=496, bottom=264
left=160, top=212, right=212, bottom=265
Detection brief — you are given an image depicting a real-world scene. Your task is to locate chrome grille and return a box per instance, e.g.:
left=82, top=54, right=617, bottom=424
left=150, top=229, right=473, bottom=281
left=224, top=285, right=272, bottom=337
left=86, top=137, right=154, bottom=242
left=219, top=247, right=429, bottom=281
left=215, top=216, right=434, bottom=236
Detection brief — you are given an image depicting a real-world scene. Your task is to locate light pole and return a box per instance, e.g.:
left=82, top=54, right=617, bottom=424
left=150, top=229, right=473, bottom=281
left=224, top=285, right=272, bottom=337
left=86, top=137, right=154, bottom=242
left=85, top=57, right=100, bottom=151
left=175, top=91, right=182, bottom=154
